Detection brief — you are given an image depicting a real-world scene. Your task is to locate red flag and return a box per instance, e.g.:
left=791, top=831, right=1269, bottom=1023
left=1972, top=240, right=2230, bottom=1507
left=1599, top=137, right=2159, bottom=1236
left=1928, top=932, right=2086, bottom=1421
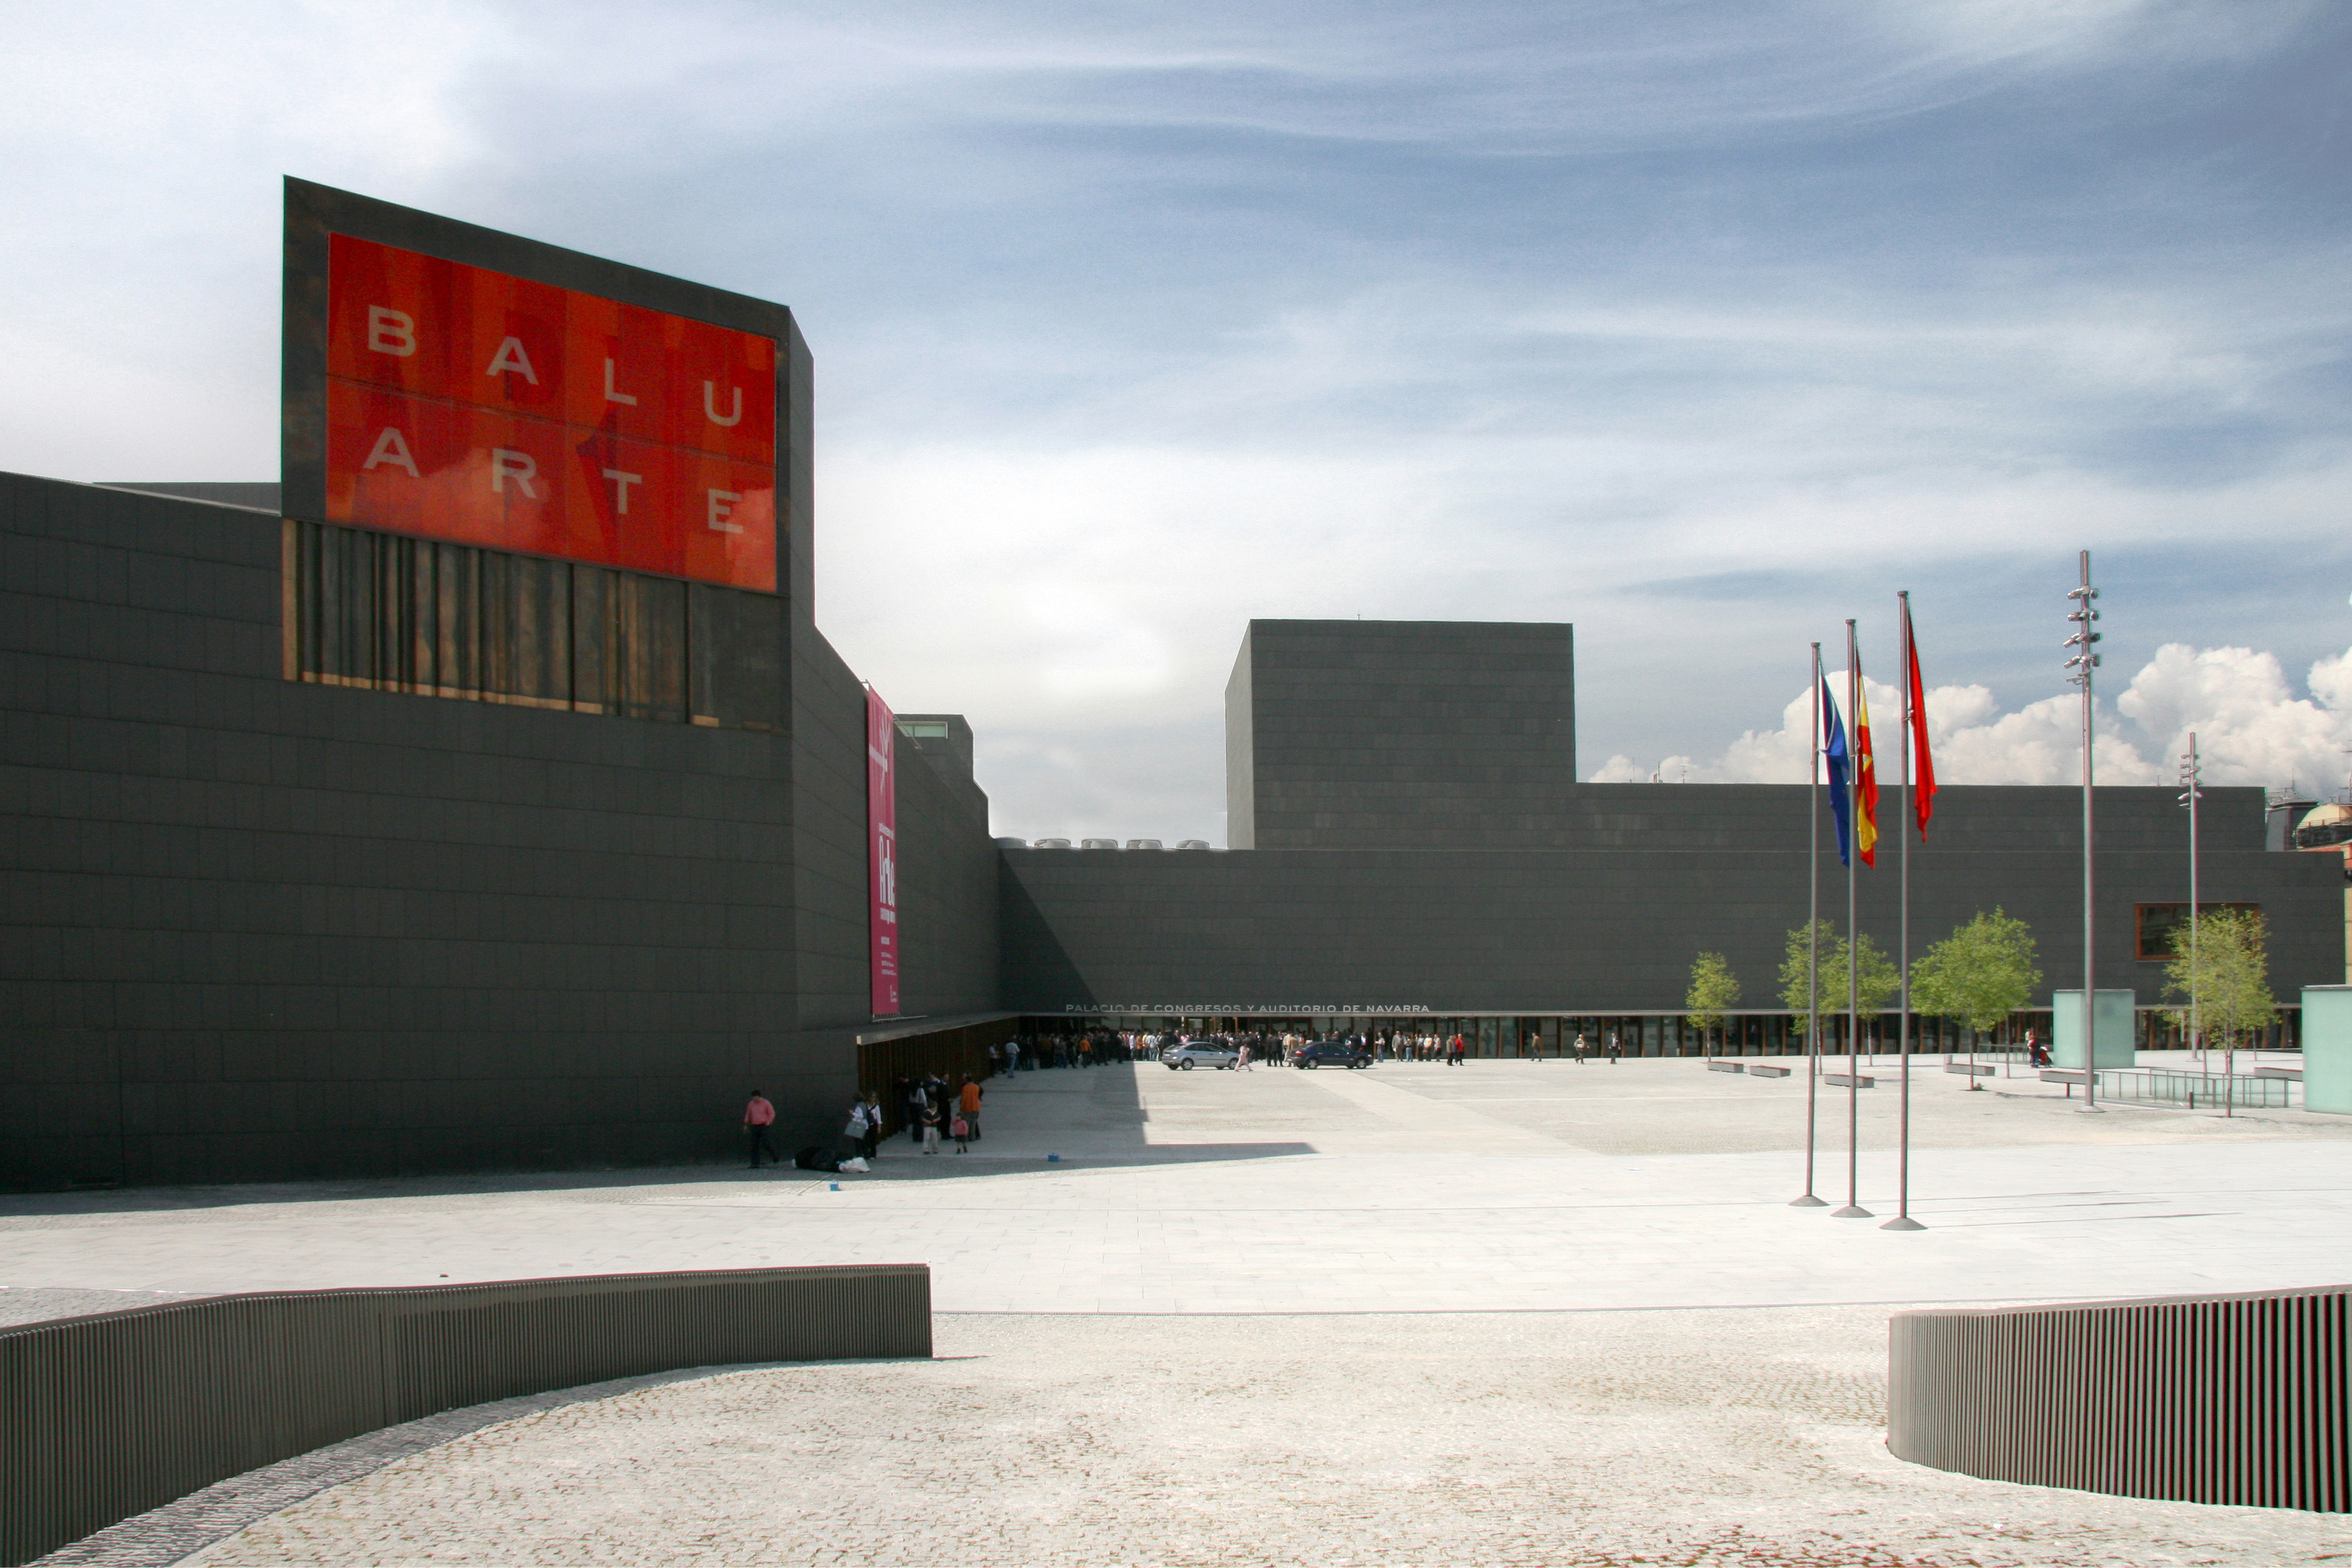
left=1906, top=599, right=1937, bottom=837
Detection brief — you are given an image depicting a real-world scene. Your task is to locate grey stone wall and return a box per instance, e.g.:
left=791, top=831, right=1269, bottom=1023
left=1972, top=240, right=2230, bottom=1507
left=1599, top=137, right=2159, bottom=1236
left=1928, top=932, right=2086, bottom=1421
left=1001, top=783, right=2343, bottom=1014
left=1233, top=619, right=1577, bottom=849
left=893, top=716, right=999, bottom=1010
left=785, top=646, right=1001, bottom=1058
left=0, top=471, right=999, bottom=1188
left=1224, top=631, right=1255, bottom=849
left=897, top=713, right=988, bottom=832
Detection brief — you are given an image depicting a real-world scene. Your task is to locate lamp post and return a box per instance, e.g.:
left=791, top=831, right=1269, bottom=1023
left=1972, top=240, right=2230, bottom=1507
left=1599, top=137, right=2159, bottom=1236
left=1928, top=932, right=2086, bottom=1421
left=2178, top=734, right=2202, bottom=1073
left=2065, top=552, right=2102, bottom=1112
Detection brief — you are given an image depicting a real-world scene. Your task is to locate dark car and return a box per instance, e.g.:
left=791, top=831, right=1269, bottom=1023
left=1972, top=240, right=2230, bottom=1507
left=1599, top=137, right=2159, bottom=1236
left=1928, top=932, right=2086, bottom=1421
left=1294, top=1040, right=1371, bottom=1070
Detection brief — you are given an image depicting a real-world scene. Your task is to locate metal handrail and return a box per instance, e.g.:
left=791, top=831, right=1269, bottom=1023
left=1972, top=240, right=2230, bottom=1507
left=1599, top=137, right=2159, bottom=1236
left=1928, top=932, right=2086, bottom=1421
left=2094, top=1068, right=2292, bottom=1109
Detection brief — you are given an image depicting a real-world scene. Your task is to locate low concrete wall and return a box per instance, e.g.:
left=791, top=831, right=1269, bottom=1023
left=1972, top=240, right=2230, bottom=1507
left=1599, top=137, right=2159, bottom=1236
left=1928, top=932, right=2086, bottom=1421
left=0, top=1264, right=931, bottom=1564
left=1889, top=1284, right=2348, bottom=1512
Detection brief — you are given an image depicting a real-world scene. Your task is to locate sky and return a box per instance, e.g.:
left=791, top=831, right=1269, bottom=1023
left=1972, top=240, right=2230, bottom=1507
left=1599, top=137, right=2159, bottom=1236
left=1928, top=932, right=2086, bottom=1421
left=5, top=1, right=2350, bottom=840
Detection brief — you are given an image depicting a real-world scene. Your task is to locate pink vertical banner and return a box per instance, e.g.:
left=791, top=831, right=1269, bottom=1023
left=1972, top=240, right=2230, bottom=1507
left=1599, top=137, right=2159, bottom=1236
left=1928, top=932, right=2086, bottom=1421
left=866, top=687, right=900, bottom=1017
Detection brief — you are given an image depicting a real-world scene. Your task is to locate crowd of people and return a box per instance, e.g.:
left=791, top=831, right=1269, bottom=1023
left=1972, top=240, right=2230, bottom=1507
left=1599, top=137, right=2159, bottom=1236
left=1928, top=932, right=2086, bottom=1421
left=745, top=1024, right=1649, bottom=1171
left=995, top=1028, right=1635, bottom=1067
left=979, top=1032, right=1146, bottom=1073
left=878, top=1072, right=988, bottom=1156
left=982, top=1028, right=1639, bottom=1066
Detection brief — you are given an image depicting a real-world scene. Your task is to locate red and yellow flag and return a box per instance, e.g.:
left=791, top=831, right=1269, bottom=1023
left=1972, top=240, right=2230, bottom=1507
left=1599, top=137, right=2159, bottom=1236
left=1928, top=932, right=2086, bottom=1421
left=1854, top=679, right=1879, bottom=867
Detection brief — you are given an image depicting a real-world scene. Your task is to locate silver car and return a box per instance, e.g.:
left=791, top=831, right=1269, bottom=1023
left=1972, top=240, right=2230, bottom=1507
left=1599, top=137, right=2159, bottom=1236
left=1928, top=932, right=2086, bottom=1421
left=1164, top=1042, right=1240, bottom=1071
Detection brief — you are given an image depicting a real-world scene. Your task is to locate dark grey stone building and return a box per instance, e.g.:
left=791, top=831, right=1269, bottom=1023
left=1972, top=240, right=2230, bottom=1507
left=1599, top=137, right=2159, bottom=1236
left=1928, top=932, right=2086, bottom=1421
left=1, top=181, right=1007, bottom=1190
left=4, top=189, right=2342, bottom=1190
left=1228, top=619, right=1575, bottom=849
left=1010, top=618, right=2348, bottom=1051
left=0, top=470, right=1003, bottom=1188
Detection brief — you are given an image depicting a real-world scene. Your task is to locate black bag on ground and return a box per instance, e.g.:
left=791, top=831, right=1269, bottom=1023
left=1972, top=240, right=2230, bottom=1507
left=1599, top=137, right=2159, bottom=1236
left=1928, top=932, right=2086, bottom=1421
left=794, top=1146, right=840, bottom=1172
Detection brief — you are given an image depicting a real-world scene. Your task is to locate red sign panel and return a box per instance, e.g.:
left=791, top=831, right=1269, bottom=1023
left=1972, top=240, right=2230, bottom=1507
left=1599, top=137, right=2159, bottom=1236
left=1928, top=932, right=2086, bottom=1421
left=868, top=688, right=900, bottom=1018
left=323, top=233, right=778, bottom=592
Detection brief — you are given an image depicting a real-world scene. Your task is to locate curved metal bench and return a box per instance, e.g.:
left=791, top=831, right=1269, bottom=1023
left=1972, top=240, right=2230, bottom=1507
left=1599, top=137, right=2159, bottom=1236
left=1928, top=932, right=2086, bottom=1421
left=1889, top=1284, right=2349, bottom=1512
left=0, top=1264, right=931, bottom=1564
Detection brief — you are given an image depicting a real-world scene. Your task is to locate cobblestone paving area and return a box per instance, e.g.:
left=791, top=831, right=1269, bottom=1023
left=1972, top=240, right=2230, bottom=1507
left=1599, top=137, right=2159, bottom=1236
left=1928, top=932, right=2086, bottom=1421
left=32, top=1367, right=756, bottom=1568
left=171, top=1310, right=2336, bottom=1568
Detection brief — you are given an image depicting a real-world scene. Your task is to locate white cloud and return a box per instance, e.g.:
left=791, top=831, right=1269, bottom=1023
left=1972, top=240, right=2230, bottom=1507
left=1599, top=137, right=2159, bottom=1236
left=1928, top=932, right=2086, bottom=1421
left=1593, top=644, right=2352, bottom=794
left=4, top=1, right=2347, bottom=842
left=2117, top=644, right=2351, bottom=795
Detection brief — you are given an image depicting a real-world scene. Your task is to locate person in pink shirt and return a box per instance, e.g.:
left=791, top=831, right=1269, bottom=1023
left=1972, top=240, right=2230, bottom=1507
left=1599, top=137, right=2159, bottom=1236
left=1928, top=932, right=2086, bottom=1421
left=743, top=1089, right=779, bottom=1169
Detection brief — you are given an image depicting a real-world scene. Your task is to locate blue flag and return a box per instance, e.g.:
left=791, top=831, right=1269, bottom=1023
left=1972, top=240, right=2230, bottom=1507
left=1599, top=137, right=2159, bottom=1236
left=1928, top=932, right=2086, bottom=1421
left=1823, top=679, right=1852, bottom=868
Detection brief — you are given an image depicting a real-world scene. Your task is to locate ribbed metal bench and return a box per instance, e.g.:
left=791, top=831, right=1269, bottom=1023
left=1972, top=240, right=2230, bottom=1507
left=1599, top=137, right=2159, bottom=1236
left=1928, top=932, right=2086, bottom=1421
left=0, top=1264, right=932, bottom=1566
left=1890, top=1284, right=2350, bottom=1512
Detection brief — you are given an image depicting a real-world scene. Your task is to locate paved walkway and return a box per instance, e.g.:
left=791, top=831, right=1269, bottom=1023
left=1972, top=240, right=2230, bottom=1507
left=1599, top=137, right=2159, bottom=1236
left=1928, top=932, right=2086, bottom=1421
left=7, top=1060, right=2348, bottom=1319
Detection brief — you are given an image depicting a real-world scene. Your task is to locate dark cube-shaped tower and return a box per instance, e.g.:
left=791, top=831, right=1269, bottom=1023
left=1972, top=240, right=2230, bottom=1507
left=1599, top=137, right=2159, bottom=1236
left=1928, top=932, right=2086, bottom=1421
left=1226, top=619, right=1576, bottom=849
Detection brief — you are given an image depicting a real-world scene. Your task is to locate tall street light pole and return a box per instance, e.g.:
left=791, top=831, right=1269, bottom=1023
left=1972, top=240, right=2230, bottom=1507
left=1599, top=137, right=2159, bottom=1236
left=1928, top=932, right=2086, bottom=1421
left=2065, top=552, right=2102, bottom=1112
left=2180, top=734, right=2203, bottom=1073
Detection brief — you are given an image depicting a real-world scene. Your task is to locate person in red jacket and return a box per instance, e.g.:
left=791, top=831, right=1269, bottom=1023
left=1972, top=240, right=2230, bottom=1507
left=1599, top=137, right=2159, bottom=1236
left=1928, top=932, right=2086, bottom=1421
left=742, top=1090, right=779, bottom=1168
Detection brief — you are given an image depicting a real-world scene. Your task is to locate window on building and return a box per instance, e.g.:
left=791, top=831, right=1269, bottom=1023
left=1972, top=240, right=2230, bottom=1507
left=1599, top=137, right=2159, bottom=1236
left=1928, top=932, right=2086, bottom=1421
left=2134, top=902, right=2259, bottom=961
left=2295, top=815, right=2352, bottom=850
left=282, top=520, right=782, bottom=731
left=900, top=721, right=951, bottom=739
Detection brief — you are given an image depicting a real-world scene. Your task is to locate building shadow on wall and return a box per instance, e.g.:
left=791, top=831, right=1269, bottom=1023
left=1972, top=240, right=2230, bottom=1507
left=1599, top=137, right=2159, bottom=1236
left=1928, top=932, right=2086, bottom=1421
left=996, top=872, right=1092, bottom=1013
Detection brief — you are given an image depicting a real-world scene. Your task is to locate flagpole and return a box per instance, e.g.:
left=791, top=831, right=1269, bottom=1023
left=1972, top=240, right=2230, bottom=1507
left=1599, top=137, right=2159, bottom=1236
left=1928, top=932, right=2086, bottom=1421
left=1886, top=595, right=1924, bottom=1230
left=1835, top=619, right=1871, bottom=1218
left=1792, top=642, right=1826, bottom=1207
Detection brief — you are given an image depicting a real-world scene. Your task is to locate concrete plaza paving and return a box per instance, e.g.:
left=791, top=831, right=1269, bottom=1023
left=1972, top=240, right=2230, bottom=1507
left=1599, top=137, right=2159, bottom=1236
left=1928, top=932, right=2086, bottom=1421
left=7, top=1057, right=2349, bottom=1319
left=10, top=1059, right=2350, bottom=1565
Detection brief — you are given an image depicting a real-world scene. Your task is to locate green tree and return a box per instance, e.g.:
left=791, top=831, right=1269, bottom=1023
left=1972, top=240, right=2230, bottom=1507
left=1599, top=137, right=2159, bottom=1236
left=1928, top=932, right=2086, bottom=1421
left=1779, top=921, right=1898, bottom=1052
left=2163, top=907, right=2276, bottom=1110
left=1685, top=951, right=1740, bottom=1057
left=1910, top=908, right=2042, bottom=1085
left=1846, top=931, right=1903, bottom=1031
left=1780, top=920, right=1838, bottom=1039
